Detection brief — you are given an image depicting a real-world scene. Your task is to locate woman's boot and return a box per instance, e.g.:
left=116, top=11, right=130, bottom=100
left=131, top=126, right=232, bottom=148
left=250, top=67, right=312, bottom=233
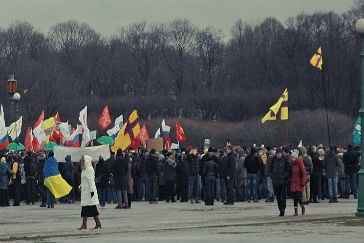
left=301, top=205, right=305, bottom=215
left=93, top=216, right=101, bottom=229
left=294, top=207, right=298, bottom=216
left=78, top=217, right=87, bottom=230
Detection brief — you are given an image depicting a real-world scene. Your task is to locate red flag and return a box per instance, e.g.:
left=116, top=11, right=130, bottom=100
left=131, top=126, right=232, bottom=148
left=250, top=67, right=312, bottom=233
left=130, top=124, right=150, bottom=149
left=98, top=106, right=112, bottom=130
left=25, top=127, right=33, bottom=152
left=175, top=121, right=187, bottom=142
left=34, top=110, right=44, bottom=128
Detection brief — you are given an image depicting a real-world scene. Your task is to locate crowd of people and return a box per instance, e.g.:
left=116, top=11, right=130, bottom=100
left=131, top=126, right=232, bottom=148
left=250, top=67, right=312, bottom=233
left=0, top=143, right=360, bottom=217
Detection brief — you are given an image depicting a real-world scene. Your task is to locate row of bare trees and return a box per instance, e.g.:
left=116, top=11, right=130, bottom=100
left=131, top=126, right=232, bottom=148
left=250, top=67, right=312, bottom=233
left=0, top=1, right=363, bottom=145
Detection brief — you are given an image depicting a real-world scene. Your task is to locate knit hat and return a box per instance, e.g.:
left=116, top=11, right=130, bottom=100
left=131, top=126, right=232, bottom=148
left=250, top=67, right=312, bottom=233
left=318, top=148, right=325, bottom=156
left=290, top=151, right=298, bottom=159
left=0, top=157, right=5, bottom=163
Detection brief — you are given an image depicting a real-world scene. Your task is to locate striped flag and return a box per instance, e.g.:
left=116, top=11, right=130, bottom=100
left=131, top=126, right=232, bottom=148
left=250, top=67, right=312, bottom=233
left=310, top=47, right=323, bottom=70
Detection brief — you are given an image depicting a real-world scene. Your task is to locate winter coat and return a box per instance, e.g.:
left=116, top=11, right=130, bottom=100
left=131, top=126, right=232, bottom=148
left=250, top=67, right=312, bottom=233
left=323, top=152, right=340, bottom=178
left=146, top=154, right=161, bottom=177
left=163, top=158, right=177, bottom=182
left=80, top=155, right=99, bottom=206
left=244, top=151, right=262, bottom=175
left=203, top=159, right=219, bottom=177
left=311, top=155, right=322, bottom=178
left=113, top=154, right=130, bottom=191
left=62, top=160, right=75, bottom=181
left=0, top=162, right=12, bottom=189
left=343, top=149, right=360, bottom=174
left=268, top=154, right=291, bottom=186
left=187, top=154, right=200, bottom=176
left=224, top=152, right=236, bottom=179
left=95, top=160, right=109, bottom=188
left=337, top=157, right=345, bottom=178
left=302, top=155, right=313, bottom=176
left=290, top=158, right=306, bottom=192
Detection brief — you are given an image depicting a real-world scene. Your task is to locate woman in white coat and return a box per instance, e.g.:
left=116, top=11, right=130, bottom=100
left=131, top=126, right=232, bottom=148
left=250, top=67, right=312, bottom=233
left=78, top=155, right=101, bottom=230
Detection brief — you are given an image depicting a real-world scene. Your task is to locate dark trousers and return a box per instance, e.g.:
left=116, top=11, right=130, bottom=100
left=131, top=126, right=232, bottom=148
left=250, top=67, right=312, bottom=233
left=0, top=189, right=9, bottom=206
left=205, top=176, right=216, bottom=205
left=274, top=185, right=287, bottom=212
left=12, top=179, right=20, bottom=206
left=292, top=191, right=303, bottom=207
left=150, top=176, right=158, bottom=202
left=225, top=178, right=235, bottom=204
left=165, top=180, right=176, bottom=202
left=26, top=177, right=37, bottom=204
left=179, top=178, right=189, bottom=202
left=310, top=176, right=319, bottom=201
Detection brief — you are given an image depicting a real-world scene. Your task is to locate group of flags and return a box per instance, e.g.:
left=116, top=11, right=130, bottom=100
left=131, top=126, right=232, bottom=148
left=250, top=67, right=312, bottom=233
left=0, top=103, right=188, bottom=154
left=261, top=46, right=323, bottom=124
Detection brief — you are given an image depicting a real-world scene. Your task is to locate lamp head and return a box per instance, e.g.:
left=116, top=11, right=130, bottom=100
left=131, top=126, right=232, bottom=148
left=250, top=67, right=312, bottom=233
left=355, top=18, right=364, bottom=35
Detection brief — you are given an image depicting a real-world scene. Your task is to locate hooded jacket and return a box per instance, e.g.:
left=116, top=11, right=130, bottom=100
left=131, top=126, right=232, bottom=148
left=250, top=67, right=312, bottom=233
left=80, top=155, right=99, bottom=206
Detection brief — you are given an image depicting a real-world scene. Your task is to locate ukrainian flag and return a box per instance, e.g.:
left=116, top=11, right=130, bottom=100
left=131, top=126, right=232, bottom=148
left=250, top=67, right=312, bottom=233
left=43, top=156, right=72, bottom=198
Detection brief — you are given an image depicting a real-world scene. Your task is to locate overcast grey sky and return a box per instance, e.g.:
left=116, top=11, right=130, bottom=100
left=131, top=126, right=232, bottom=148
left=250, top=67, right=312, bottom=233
left=0, top=0, right=355, bottom=38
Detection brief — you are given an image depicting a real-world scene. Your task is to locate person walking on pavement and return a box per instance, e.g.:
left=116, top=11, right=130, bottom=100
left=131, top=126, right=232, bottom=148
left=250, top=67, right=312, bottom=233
left=267, top=148, right=291, bottom=216
left=290, top=152, right=306, bottom=216
left=78, top=154, right=101, bottom=230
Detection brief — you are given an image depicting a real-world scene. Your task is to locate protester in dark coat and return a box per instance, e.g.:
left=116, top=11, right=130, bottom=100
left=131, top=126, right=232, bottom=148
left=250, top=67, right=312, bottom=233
left=24, top=151, right=37, bottom=205
left=146, top=149, right=161, bottom=204
left=63, top=155, right=75, bottom=203
left=267, top=148, right=291, bottom=216
left=224, top=146, right=236, bottom=205
left=163, top=151, right=177, bottom=203
left=342, top=145, right=359, bottom=199
left=95, top=156, right=108, bottom=207
left=0, top=157, right=12, bottom=206
left=323, top=146, right=340, bottom=203
left=244, top=147, right=262, bottom=202
left=113, top=149, right=130, bottom=209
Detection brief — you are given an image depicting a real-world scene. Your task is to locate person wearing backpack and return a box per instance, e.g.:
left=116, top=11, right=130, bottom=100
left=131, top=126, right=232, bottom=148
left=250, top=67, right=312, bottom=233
left=24, top=152, right=38, bottom=205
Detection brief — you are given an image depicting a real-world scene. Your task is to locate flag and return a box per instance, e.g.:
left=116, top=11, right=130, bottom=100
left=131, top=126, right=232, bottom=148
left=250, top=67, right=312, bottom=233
left=58, top=122, right=71, bottom=140
left=261, top=89, right=288, bottom=123
left=175, top=121, right=187, bottom=142
left=33, top=122, right=46, bottom=149
left=98, top=106, right=112, bottom=130
left=34, top=110, right=44, bottom=128
left=310, top=47, right=323, bottom=70
left=67, top=125, right=82, bottom=147
left=24, top=127, right=33, bottom=152
left=43, top=156, right=72, bottom=198
left=353, top=117, right=361, bottom=146
left=130, top=124, right=149, bottom=149
left=41, top=116, right=56, bottom=142
left=154, top=128, right=161, bottom=138
left=0, top=105, right=9, bottom=150
left=81, top=126, right=91, bottom=147
left=7, top=116, right=23, bottom=140
left=297, top=139, right=303, bottom=148
left=107, top=114, right=123, bottom=139
left=162, top=119, right=171, bottom=150
left=79, top=106, right=87, bottom=128
left=111, top=110, right=140, bottom=152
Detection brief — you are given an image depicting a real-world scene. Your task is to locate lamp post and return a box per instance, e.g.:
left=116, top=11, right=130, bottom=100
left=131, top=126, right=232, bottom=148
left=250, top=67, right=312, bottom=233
left=6, top=74, right=17, bottom=122
left=355, top=18, right=364, bottom=217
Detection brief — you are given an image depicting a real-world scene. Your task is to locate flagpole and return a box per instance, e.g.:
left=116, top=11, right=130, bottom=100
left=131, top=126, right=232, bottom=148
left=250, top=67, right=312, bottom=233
left=321, top=65, right=331, bottom=146
left=285, top=121, right=289, bottom=147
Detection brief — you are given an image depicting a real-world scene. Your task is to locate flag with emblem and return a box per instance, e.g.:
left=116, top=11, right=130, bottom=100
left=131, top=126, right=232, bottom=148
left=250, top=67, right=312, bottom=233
left=111, top=109, right=140, bottom=152
left=98, top=106, right=112, bottom=130
left=261, top=89, right=288, bottom=123
left=310, top=47, right=323, bottom=70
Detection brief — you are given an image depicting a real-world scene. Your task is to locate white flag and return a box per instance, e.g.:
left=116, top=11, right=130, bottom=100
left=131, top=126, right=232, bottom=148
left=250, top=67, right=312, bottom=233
left=154, top=128, right=161, bottom=138
left=58, top=122, right=71, bottom=140
left=69, top=124, right=82, bottom=141
left=81, top=127, right=91, bottom=147
left=7, top=116, right=23, bottom=140
left=0, top=105, right=8, bottom=140
left=79, top=106, right=88, bottom=128
left=107, top=114, right=123, bottom=138
left=298, top=139, right=303, bottom=148
left=33, top=122, right=46, bottom=144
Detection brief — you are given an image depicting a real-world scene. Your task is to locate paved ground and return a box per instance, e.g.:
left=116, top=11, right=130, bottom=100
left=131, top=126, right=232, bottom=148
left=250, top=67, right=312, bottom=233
left=0, top=198, right=363, bottom=243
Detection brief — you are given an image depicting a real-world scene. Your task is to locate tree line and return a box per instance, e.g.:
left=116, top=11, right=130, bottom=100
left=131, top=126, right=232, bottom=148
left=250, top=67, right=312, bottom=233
left=0, top=1, right=363, bottom=146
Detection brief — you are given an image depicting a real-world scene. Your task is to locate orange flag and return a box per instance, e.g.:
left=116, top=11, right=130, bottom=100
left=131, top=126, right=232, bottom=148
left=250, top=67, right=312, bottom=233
left=176, top=121, right=187, bottom=142
left=98, top=106, right=112, bottom=130
left=130, top=124, right=149, bottom=149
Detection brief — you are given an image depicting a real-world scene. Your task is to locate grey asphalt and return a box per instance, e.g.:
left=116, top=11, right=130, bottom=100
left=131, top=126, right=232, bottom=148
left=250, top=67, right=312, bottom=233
left=0, top=198, right=363, bottom=243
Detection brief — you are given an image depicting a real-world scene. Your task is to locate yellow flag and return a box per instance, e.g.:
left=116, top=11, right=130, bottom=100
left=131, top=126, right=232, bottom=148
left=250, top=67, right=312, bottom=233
left=261, top=89, right=288, bottom=123
left=111, top=109, right=140, bottom=152
left=41, top=116, right=56, bottom=142
left=310, top=47, right=323, bottom=70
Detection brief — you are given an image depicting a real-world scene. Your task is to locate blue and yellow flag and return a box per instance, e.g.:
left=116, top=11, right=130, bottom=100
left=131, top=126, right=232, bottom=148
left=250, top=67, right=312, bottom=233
left=261, top=89, right=288, bottom=123
left=43, top=156, right=72, bottom=198
left=111, top=109, right=140, bottom=152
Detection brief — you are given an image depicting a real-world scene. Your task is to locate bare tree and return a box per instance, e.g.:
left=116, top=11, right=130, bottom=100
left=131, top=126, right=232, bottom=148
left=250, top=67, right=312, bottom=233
left=195, top=27, right=224, bottom=92
left=119, top=21, right=163, bottom=96
left=160, top=19, right=196, bottom=97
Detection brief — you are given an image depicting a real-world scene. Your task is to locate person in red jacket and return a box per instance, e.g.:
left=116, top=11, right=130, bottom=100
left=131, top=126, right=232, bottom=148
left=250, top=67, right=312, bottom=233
left=290, top=151, right=307, bottom=216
